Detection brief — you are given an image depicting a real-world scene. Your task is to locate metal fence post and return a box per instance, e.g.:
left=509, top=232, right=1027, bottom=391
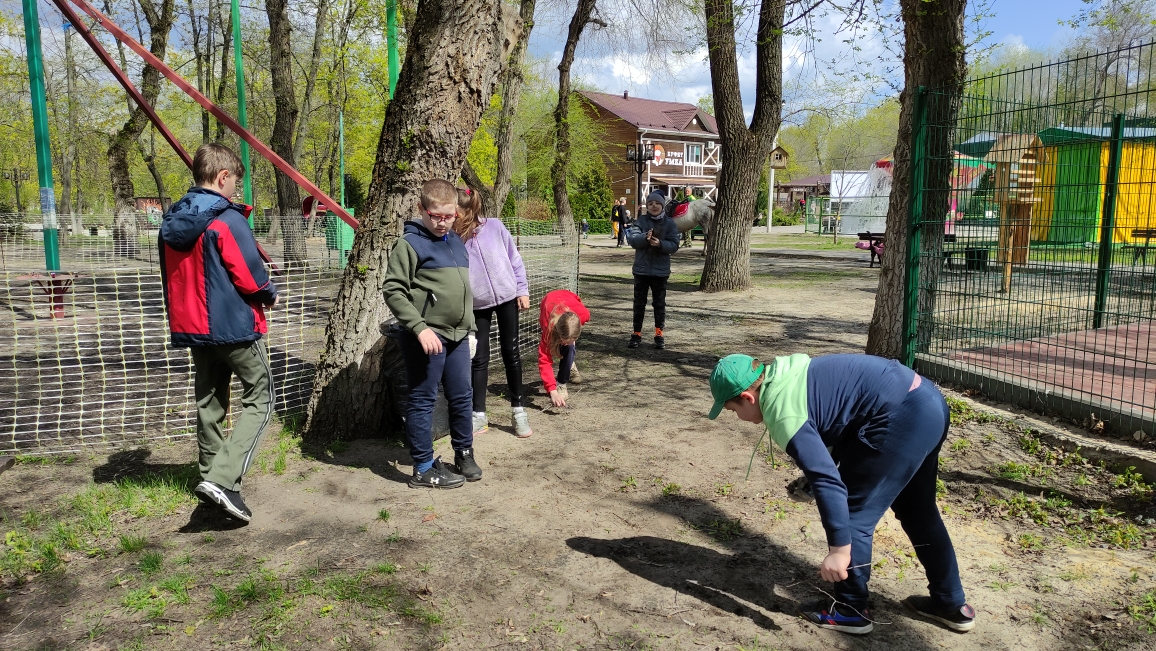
left=21, top=0, right=60, bottom=271
left=1093, top=113, right=1125, bottom=329
left=901, top=87, right=928, bottom=366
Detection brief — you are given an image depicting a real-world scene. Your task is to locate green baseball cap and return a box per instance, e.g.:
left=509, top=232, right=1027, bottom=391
left=708, top=354, right=765, bottom=420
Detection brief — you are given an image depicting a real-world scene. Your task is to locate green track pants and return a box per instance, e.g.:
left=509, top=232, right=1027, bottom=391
left=191, top=339, right=274, bottom=491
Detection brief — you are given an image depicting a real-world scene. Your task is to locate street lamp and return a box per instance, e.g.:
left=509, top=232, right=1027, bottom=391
left=626, top=141, right=654, bottom=214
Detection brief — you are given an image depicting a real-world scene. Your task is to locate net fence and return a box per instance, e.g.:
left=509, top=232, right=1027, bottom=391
left=0, top=215, right=578, bottom=454
left=907, top=43, right=1156, bottom=437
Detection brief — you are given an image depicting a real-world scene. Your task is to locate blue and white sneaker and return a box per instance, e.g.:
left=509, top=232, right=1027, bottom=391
left=799, top=599, right=874, bottom=634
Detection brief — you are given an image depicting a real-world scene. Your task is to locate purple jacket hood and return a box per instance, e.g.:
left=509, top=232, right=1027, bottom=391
left=463, top=218, right=528, bottom=310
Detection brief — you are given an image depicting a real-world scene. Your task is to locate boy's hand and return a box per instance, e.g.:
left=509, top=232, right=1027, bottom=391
left=269, top=295, right=280, bottom=307
left=820, top=545, right=852, bottom=583
left=549, top=389, right=567, bottom=407
left=417, top=329, right=443, bottom=355
left=516, top=295, right=530, bottom=310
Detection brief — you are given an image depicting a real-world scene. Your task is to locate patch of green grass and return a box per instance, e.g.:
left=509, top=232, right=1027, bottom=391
left=950, top=438, right=972, bottom=452
left=20, top=508, right=44, bottom=530
left=936, top=479, right=948, bottom=498
left=15, top=454, right=78, bottom=465
left=1018, top=533, right=1046, bottom=551
left=988, top=579, right=1016, bottom=591
left=119, top=534, right=148, bottom=553
left=378, top=509, right=391, bottom=523
left=618, top=476, right=637, bottom=492
left=1059, top=568, right=1089, bottom=582
left=1128, top=590, right=1156, bottom=633
left=138, top=550, right=163, bottom=576
left=716, top=483, right=733, bottom=497
left=1113, top=466, right=1153, bottom=499
left=991, top=461, right=1052, bottom=482
left=373, top=562, right=397, bottom=575
left=661, top=482, right=681, bottom=496
left=945, top=396, right=1002, bottom=426
left=121, top=575, right=191, bottom=619
left=702, top=518, right=745, bottom=542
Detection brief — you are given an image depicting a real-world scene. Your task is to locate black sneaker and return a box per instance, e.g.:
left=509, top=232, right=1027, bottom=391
left=903, top=596, right=976, bottom=632
left=409, top=457, right=465, bottom=489
left=454, top=448, right=483, bottom=482
left=653, top=335, right=665, bottom=349
left=798, top=598, right=873, bottom=635
left=628, top=334, right=642, bottom=348
left=194, top=480, right=252, bottom=522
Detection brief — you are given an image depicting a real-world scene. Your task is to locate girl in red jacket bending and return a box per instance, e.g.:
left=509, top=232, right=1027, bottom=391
left=537, top=290, right=591, bottom=409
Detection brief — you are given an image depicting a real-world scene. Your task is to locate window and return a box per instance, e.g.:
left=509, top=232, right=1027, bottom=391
left=686, top=145, right=702, bottom=164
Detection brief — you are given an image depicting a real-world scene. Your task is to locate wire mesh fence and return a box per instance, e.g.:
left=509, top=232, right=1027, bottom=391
left=907, top=43, right=1156, bottom=438
left=0, top=216, right=578, bottom=454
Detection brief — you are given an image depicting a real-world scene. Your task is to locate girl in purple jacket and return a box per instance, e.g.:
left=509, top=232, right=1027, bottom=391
left=453, top=187, right=533, bottom=438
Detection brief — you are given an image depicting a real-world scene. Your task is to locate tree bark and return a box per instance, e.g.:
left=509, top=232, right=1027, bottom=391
left=550, top=0, right=600, bottom=244
left=108, top=0, right=175, bottom=258
left=304, top=0, right=520, bottom=445
left=865, top=0, right=966, bottom=360
left=699, top=0, right=783, bottom=292
left=186, top=0, right=210, bottom=144
left=214, top=0, right=232, bottom=142
left=266, top=0, right=306, bottom=262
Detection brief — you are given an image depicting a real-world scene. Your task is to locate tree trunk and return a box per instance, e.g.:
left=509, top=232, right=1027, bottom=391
left=138, top=130, right=167, bottom=203
left=550, top=0, right=599, bottom=244
left=699, top=0, right=783, bottom=292
left=460, top=0, right=536, bottom=219
left=865, top=0, right=966, bottom=360
left=187, top=0, right=209, bottom=144
left=304, top=0, right=520, bottom=445
left=490, top=0, right=536, bottom=217
left=214, top=0, right=232, bottom=143
left=291, top=0, right=332, bottom=165
left=62, top=23, right=78, bottom=232
left=108, top=0, right=175, bottom=258
left=266, top=0, right=306, bottom=262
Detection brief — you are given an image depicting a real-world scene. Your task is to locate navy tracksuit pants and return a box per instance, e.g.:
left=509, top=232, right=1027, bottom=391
left=833, top=380, right=966, bottom=610
left=399, top=331, right=474, bottom=470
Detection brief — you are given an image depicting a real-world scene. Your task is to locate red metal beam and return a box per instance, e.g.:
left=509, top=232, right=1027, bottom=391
left=64, top=0, right=359, bottom=230
left=50, top=0, right=192, bottom=169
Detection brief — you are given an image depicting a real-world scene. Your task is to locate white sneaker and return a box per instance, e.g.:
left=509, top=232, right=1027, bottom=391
left=557, top=384, right=569, bottom=401
left=472, top=411, right=489, bottom=435
left=512, top=407, right=533, bottom=438
left=569, top=363, right=583, bottom=384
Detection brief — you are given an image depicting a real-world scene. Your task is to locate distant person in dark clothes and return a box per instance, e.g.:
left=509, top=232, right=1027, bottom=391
left=612, top=198, right=627, bottom=247
left=626, top=191, right=680, bottom=350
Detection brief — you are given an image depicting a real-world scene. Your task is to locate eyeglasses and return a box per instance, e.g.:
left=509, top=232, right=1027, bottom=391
left=422, top=208, right=456, bottom=223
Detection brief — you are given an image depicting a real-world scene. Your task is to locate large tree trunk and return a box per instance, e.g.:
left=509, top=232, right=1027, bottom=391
left=108, top=0, right=175, bottom=258
left=266, top=0, right=306, bottom=262
left=699, top=0, right=783, bottom=292
left=304, top=0, right=520, bottom=445
left=549, top=0, right=599, bottom=243
left=865, top=0, right=966, bottom=359
left=461, top=0, right=536, bottom=218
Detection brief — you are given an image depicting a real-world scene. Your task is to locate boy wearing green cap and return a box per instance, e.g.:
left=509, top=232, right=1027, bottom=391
left=708, top=353, right=974, bottom=635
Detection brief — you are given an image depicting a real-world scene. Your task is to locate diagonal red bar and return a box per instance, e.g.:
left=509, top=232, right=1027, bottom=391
left=64, top=0, right=359, bottom=230
left=49, top=0, right=192, bottom=169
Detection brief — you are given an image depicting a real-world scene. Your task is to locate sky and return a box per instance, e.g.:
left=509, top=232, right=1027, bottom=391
left=527, top=0, right=1093, bottom=114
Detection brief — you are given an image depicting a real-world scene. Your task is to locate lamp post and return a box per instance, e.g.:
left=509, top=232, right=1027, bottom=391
left=626, top=140, right=654, bottom=215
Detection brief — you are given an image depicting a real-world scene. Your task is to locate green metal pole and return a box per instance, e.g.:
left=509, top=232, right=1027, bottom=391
left=21, top=0, right=60, bottom=271
left=231, top=0, right=253, bottom=220
left=901, top=87, right=928, bottom=367
left=1093, top=113, right=1126, bottom=329
left=338, top=111, right=345, bottom=208
left=386, top=0, right=399, bottom=99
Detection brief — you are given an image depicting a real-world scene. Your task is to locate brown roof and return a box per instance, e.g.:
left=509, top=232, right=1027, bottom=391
left=780, top=173, right=830, bottom=188
left=579, top=91, right=718, bottom=134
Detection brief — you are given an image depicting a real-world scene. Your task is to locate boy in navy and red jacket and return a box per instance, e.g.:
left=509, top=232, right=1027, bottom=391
left=158, top=143, right=277, bottom=523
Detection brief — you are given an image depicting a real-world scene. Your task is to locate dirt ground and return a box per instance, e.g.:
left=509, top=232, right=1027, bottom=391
left=2, top=245, right=1155, bottom=651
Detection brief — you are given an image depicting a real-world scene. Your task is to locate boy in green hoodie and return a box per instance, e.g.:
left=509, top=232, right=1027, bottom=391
left=708, top=353, right=975, bottom=635
left=383, top=179, right=479, bottom=489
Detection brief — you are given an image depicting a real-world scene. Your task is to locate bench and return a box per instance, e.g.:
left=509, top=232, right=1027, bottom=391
left=1123, top=228, right=1156, bottom=264
left=855, top=232, right=885, bottom=267
left=942, top=235, right=995, bottom=271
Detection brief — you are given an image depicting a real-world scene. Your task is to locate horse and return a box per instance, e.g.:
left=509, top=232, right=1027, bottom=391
left=671, top=197, right=714, bottom=254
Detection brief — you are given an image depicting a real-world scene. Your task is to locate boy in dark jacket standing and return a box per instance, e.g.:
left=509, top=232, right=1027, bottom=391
left=626, top=191, right=681, bottom=349
left=384, top=179, right=480, bottom=489
left=158, top=144, right=278, bottom=522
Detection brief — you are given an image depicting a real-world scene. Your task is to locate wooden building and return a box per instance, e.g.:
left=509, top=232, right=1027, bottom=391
left=577, top=91, right=721, bottom=210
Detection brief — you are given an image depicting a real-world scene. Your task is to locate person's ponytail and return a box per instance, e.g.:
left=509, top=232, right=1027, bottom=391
left=452, top=185, right=484, bottom=240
